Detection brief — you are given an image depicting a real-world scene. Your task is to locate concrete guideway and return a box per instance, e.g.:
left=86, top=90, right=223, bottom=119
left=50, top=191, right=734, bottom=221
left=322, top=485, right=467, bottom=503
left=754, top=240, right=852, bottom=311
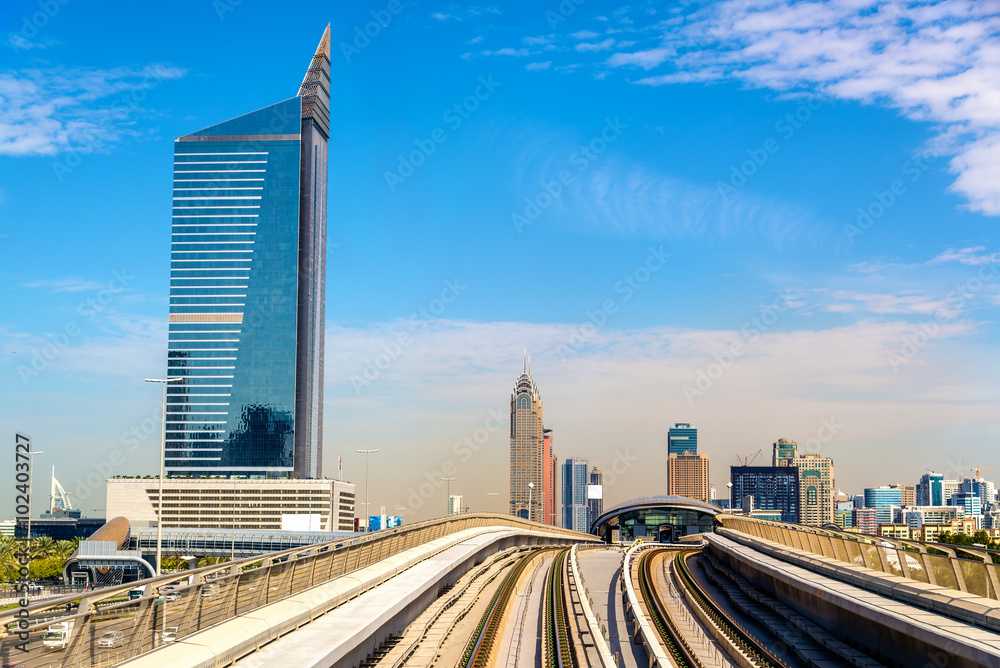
left=116, top=525, right=592, bottom=668
left=576, top=547, right=650, bottom=668
left=708, top=532, right=1000, bottom=668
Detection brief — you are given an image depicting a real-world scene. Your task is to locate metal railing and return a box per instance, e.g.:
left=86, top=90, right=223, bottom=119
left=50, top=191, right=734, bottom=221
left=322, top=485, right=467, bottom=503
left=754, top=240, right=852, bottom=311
left=717, top=514, right=1000, bottom=600
left=1, top=513, right=593, bottom=668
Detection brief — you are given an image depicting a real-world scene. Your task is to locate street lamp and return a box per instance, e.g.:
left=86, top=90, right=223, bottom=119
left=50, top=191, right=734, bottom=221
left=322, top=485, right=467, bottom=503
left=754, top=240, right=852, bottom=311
left=441, top=477, right=456, bottom=516
left=356, top=450, right=378, bottom=532
left=26, top=451, right=44, bottom=558
left=146, top=377, right=182, bottom=579
left=528, top=482, right=535, bottom=523
left=486, top=492, right=498, bottom=513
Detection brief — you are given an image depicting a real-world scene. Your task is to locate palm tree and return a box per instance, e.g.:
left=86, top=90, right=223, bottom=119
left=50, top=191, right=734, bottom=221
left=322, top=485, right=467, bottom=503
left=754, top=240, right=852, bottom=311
left=31, top=536, right=56, bottom=560
left=0, top=536, right=20, bottom=583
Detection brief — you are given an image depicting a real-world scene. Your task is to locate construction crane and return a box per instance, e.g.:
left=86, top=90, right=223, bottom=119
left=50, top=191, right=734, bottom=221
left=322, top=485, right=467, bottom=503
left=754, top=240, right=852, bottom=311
left=971, top=466, right=998, bottom=481
left=737, top=449, right=763, bottom=466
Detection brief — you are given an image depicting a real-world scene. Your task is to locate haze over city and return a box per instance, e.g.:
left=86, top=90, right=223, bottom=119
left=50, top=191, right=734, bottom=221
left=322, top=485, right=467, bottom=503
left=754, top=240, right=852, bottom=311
left=2, top=0, right=999, bottom=523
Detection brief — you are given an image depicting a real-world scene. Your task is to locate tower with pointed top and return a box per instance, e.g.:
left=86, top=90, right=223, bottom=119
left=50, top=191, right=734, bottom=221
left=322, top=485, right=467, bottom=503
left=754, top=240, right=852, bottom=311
left=510, top=352, right=547, bottom=522
left=163, top=26, right=331, bottom=478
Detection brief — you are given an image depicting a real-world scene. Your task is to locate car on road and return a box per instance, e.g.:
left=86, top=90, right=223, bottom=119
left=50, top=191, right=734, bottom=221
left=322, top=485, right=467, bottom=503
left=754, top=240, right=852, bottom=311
left=97, top=631, right=124, bottom=648
left=159, top=586, right=180, bottom=602
left=160, top=626, right=178, bottom=643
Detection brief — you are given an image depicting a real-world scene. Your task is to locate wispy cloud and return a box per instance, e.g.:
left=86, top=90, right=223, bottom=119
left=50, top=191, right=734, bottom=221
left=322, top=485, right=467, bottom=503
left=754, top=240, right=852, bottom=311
left=928, top=246, right=1000, bottom=266
left=526, top=61, right=552, bottom=71
left=0, top=63, right=186, bottom=157
left=21, top=277, right=109, bottom=293
left=601, top=0, right=1000, bottom=216
left=482, top=47, right=531, bottom=57
left=576, top=38, right=616, bottom=52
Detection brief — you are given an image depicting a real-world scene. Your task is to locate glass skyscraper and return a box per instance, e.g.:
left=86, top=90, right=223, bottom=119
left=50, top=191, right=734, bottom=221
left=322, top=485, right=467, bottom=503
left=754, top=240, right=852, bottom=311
left=510, top=353, right=545, bottom=521
left=164, top=27, right=330, bottom=478
left=562, top=457, right=589, bottom=532
left=667, top=423, right=697, bottom=455
left=730, top=466, right=799, bottom=523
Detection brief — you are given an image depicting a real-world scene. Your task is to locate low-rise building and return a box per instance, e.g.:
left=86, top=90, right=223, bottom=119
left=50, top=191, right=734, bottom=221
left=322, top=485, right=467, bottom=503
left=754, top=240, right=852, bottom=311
left=878, top=524, right=911, bottom=539
left=106, top=477, right=356, bottom=531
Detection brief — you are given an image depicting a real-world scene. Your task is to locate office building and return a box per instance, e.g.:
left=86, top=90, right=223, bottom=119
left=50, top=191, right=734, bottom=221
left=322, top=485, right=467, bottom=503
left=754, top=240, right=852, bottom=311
left=544, top=428, right=557, bottom=526
left=961, top=477, right=995, bottom=513
left=667, top=423, right=698, bottom=455
left=904, top=505, right=963, bottom=531
left=510, top=354, right=546, bottom=522
left=950, top=492, right=981, bottom=518
left=772, top=438, right=798, bottom=467
left=164, top=27, right=330, bottom=478
left=448, top=495, right=463, bottom=516
left=943, top=479, right=960, bottom=504
left=106, top=476, right=355, bottom=531
left=899, top=484, right=916, bottom=507
left=916, top=473, right=945, bottom=506
left=667, top=452, right=710, bottom=503
left=788, top=454, right=835, bottom=526
left=587, top=466, right=603, bottom=531
left=562, top=458, right=589, bottom=533
left=864, top=486, right=903, bottom=509
left=834, top=509, right=853, bottom=529
left=729, top=466, right=799, bottom=523
left=853, top=507, right=877, bottom=534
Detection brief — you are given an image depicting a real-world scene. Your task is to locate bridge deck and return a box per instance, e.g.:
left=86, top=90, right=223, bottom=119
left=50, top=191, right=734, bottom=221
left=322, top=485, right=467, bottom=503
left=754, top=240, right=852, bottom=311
left=708, top=532, right=1000, bottom=666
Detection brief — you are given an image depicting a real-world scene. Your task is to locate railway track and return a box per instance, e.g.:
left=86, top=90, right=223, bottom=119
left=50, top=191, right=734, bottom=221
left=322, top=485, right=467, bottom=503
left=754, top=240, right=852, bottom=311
left=459, top=550, right=536, bottom=668
left=635, top=549, right=705, bottom=668
left=542, top=548, right=574, bottom=668
left=671, top=550, right=788, bottom=668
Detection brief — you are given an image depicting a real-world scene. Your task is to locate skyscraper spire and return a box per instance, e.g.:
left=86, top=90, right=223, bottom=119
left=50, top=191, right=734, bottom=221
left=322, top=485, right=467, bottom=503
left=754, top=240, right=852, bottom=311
left=523, top=348, right=527, bottom=373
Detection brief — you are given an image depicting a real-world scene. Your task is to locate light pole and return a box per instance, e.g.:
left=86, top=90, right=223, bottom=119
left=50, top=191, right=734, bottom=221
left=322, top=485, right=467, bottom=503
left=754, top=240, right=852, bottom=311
left=528, top=482, right=535, bottom=523
left=356, top=450, right=378, bottom=532
left=26, top=450, right=44, bottom=565
left=486, top=492, right=498, bottom=513
left=146, top=377, right=182, bottom=579
left=441, top=477, right=456, bottom=516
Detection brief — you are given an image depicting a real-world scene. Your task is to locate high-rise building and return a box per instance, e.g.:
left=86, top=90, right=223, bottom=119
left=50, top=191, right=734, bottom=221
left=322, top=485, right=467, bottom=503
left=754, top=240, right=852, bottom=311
left=667, top=423, right=698, bottom=456
left=543, top=428, right=556, bottom=526
left=917, top=473, right=945, bottom=506
left=789, top=454, right=835, bottom=526
left=510, top=353, right=545, bottom=521
left=667, top=453, right=710, bottom=502
left=448, top=495, right=463, bottom=516
left=853, top=507, right=877, bottom=534
left=864, top=486, right=902, bottom=508
left=561, top=458, right=589, bottom=532
left=164, top=27, right=330, bottom=478
left=587, top=466, right=603, bottom=531
left=730, top=466, right=799, bottom=523
left=950, top=492, right=981, bottom=518
left=772, top=438, right=798, bottom=466
left=899, top=484, right=916, bottom=507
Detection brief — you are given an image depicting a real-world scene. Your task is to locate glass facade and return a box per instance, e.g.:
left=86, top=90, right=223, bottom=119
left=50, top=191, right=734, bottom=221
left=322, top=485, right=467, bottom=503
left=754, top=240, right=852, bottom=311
left=561, top=457, right=588, bottom=532
left=165, top=29, right=330, bottom=477
left=730, top=466, right=799, bottom=523
left=667, top=422, right=697, bottom=455
left=614, top=507, right=715, bottom=542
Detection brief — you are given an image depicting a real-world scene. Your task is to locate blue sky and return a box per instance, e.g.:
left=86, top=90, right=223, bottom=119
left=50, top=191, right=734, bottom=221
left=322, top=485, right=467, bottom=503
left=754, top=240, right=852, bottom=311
left=1, top=0, right=999, bottom=520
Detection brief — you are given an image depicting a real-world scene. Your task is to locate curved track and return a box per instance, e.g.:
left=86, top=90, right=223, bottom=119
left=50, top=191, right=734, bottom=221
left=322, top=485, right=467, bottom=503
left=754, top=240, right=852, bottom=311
left=636, top=549, right=705, bottom=668
left=542, top=549, right=574, bottom=668
left=460, top=551, right=536, bottom=668
left=671, top=550, right=788, bottom=668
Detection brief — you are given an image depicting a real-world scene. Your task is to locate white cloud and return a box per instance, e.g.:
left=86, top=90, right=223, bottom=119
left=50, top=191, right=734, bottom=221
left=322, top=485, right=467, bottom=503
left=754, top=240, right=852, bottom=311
left=571, top=30, right=601, bottom=40
left=603, top=0, right=1000, bottom=216
left=928, top=246, right=1000, bottom=266
left=526, top=61, right=552, bottom=71
left=0, top=63, right=186, bottom=156
left=21, top=277, right=109, bottom=293
left=482, top=47, right=531, bottom=57
left=607, top=47, right=673, bottom=69
left=576, top=38, right=616, bottom=52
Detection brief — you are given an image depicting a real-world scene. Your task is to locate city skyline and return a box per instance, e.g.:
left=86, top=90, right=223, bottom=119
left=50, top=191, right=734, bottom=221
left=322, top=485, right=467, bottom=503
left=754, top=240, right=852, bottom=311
left=2, top=1, right=999, bottom=522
